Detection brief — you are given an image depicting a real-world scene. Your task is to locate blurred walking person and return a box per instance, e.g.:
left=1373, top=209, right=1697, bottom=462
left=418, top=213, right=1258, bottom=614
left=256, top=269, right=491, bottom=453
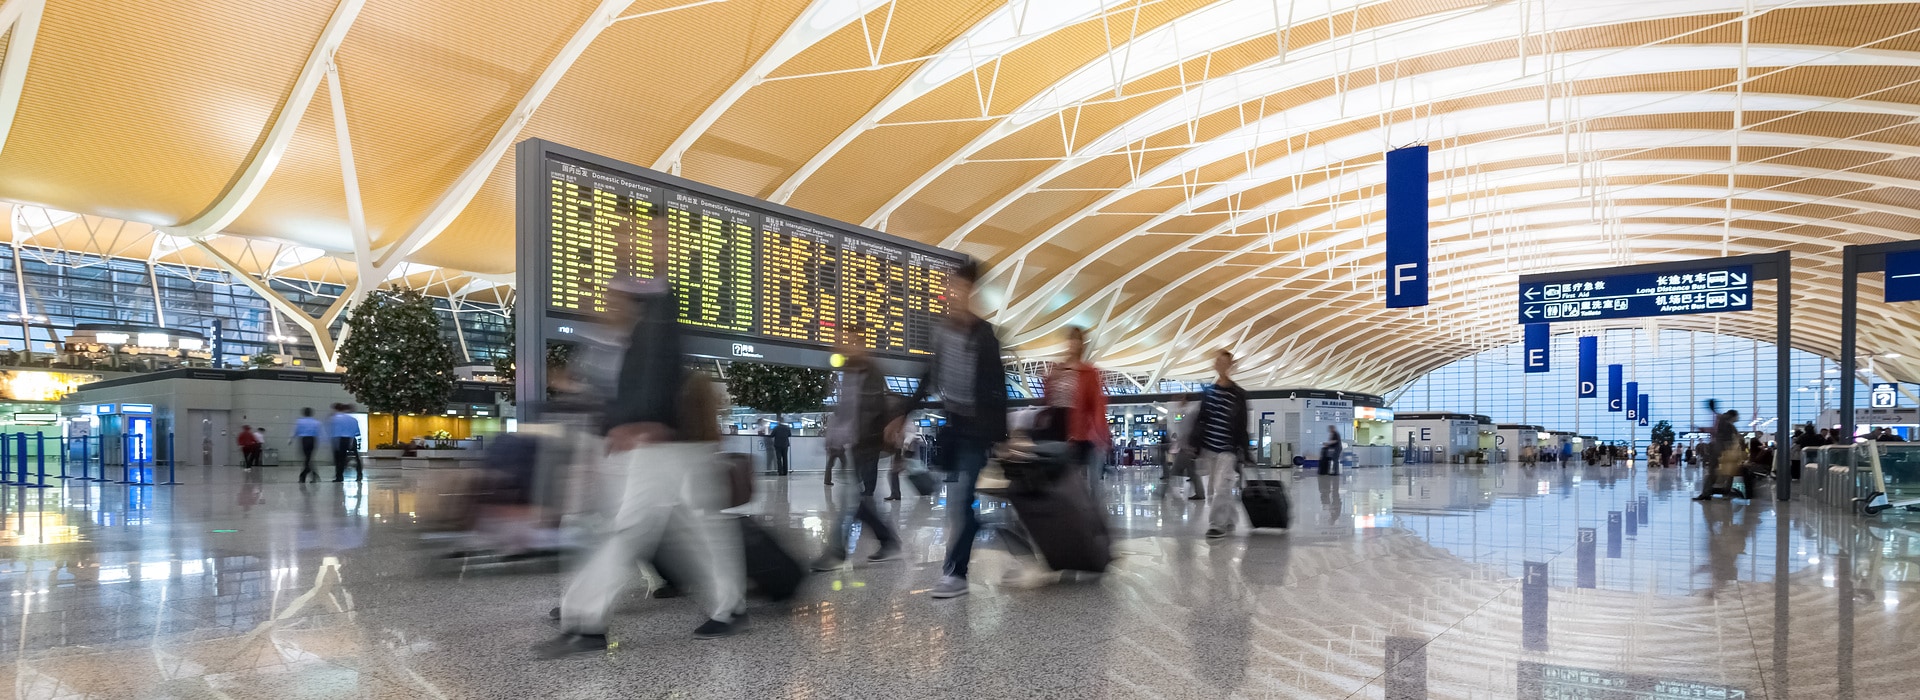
left=770, top=420, right=792, bottom=476
left=1319, top=425, right=1343, bottom=475
left=237, top=425, right=262, bottom=470
left=897, top=261, right=1006, bottom=600
left=1694, top=403, right=1745, bottom=501
left=330, top=403, right=362, bottom=482
left=538, top=278, right=746, bottom=658
left=1190, top=350, right=1252, bottom=539
left=812, top=324, right=903, bottom=571
left=1168, top=393, right=1205, bottom=499
left=1044, top=326, right=1109, bottom=493
left=292, top=408, right=322, bottom=483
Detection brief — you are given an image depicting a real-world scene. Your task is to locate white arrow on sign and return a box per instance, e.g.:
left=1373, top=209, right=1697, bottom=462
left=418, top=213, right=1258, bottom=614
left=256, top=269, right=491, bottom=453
left=1524, top=288, right=1539, bottom=300
left=1732, top=293, right=1748, bottom=305
left=1730, top=272, right=1749, bottom=286
left=1525, top=307, right=1539, bottom=318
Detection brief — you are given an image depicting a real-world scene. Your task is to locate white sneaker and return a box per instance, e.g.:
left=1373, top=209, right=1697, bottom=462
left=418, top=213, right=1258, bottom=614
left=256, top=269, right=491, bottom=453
left=931, top=575, right=970, bottom=599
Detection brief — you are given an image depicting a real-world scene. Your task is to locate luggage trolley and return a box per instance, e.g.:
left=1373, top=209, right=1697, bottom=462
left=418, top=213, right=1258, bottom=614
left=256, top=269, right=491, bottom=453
left=1853, top=441, right=1920, bottom=515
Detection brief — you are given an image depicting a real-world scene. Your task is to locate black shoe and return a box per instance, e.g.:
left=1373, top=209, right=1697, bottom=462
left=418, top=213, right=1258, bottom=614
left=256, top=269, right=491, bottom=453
left=533, top=633, right=607, bottom=659
left=824, top=480, right=834, bottom=486
left=883, top=495, right=900, bottom=501
left=694, top=617, right=741, bottom=640
left=867, top=544, right=902, bottom=563
left=1692, top=494, right=1713, bottom=501
left=652, top=585, right=680, bottom=599
left=331, top=479, right=343, bottom=482
left=810, top=557, right=846, bottom=572
left=1189, top=494, right=1206, bottom=501
left=1205, top=528, right=1227, bottom=539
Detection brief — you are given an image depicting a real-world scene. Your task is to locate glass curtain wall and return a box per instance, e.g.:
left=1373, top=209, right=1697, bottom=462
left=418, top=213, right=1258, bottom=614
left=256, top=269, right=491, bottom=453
left=0, top=246, right=510, bottom=367
left=1393, top=328, right=1859, bottom=446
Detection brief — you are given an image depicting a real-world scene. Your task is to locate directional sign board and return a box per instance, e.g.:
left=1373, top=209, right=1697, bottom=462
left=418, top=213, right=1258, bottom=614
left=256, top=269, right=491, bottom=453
left=1519, top=264, right=1754, bottom=323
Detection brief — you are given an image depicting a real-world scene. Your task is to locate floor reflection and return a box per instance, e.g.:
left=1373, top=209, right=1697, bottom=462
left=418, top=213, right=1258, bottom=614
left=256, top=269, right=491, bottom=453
left=0, top=462, right=1910, bottom=698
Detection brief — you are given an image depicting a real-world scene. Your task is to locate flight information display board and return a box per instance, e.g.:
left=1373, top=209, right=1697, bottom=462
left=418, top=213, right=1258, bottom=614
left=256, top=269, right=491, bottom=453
left=520, top=139, right=966, bottom=362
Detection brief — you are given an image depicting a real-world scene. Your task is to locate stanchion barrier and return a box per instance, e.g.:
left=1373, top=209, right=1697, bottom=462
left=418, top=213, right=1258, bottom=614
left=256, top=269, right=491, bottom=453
left=57, top=436, right=67, bottom=479
left=159, top=432, right=179, bottom=485
left=34, top=434, right=47, bottom=489
left=1, top=433, right=12, bottom=486
left=12, top=434, right=24, bottom=487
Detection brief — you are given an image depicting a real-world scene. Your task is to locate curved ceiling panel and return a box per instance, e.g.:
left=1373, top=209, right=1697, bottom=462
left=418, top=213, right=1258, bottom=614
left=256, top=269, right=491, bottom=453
left=2, top=0, right=1919, bottom=389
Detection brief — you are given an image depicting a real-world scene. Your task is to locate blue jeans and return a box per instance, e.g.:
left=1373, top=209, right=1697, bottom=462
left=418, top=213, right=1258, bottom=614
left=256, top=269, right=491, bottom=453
left=942, top=436, right=991, bottom=579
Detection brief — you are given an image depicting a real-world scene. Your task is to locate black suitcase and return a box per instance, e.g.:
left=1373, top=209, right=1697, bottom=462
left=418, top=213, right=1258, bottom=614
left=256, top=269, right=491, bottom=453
left=1241, top=468, right=1291, bottom=529
left=907, top=469, right=939, bottom=496
left=1004, top=479, right=1112, bottom=572
left=739, top=517, right=806, bottom=601
left=1319, top=445, right=1342, bottom=475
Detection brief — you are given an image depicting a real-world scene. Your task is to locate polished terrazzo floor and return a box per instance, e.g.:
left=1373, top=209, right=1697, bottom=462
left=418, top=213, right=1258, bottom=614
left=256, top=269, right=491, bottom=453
left=0, top=460, right=1914, bottom=699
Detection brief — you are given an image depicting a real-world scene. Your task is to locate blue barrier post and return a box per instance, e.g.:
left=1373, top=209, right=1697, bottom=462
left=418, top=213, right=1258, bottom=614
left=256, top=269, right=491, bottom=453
left=1, top=433, right=12, bottom=486
left=135, top=434, right=149, bottom=485
left=12, top=433, right=24, bottom=486
left=116, top=434, right=130, bottom=485
left=159, top=432, right=179, bottom=485
left=57, top=436, right=67, bottom=479
left=34, top=434, right=46, bottom=489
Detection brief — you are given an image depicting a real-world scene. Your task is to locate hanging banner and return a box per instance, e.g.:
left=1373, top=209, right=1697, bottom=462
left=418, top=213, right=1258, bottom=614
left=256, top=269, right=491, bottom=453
left=1385, top=146, right=1429, bottom=308
left=1608, top=365, right=1624, bottom=412
left=1625, top=382, right=1639, bottom=421
left=1638, top=394, right=1651, bottom=426
left=1577, top=336, right=1598, bottom=398
left=1887, top=250, right=1920, bottom=303
left=1523, top=324, right=1550, bottom=373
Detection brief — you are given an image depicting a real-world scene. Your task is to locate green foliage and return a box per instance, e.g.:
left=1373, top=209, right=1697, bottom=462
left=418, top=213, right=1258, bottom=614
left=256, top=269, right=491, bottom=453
left=1650, top=420, right=1676, bottom=445
left=247, top=352, right=279, bottom=368
left=725, top=362, right=832, bottom=416
left=337, top=287, right=457, bottom=417
left=493, top=309, right=516, bottom=383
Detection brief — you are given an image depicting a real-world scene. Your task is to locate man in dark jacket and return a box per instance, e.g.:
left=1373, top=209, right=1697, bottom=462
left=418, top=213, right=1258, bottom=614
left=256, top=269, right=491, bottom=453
left=896, top=260, right=1006, bottom=600
left=1189, top=349, right=1251, bottom=538
left=770, top=421, right=792, bottom=475
left=812, top=324, right=903, bottom=571
left=539, top=279, right=746, bottom=658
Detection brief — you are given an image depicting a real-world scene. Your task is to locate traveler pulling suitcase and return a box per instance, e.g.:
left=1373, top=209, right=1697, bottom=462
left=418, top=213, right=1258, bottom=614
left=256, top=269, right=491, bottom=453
left=1241, top=464, right=1291, bottom=529
left=1319, top=445, right=1342, bottom=475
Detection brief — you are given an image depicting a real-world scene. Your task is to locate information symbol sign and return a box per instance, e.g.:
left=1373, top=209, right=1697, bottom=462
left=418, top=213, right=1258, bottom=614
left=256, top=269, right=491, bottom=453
left=1871, top=382, right=1898, bottom=409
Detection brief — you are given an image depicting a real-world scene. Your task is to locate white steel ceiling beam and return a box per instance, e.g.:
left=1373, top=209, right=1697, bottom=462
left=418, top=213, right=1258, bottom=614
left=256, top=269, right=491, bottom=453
left=0, top=0, right=45, bottom=158
left=653, top=0, right=894, bottom=174
left=385, top=0, right=637, bottom=264
left=168, top=0, right=366, bottom=238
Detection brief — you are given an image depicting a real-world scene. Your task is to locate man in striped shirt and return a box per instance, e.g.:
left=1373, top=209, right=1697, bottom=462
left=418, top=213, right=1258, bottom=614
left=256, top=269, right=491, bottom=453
left=1186, top=350, right=1251, bottom=538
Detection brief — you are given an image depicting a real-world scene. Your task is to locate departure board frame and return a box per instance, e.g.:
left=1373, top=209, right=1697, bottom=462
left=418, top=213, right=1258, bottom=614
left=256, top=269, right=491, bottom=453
left=514, top=138, right=968, bottom=414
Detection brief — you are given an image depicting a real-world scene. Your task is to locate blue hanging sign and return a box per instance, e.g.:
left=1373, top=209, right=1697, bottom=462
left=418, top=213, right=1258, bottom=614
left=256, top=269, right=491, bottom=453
left=1887, top=250, right=1920, bottom=303
left=1384, top=146, right=1429, bottom=309
left=1625, top=382, right=1639, bottom=421
left=1519, top=264, right=1753, bottom=323
left=1607, top=365, right=1623, bottom=412
left=1524, top=324, right=1550, bottom=373
left=1577, top=336, right=1598, bottom=398
left=1638, top=394, right=1650, bottom=427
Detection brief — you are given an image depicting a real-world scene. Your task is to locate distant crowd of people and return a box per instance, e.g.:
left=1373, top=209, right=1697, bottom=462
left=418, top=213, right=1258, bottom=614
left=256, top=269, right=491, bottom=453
left=234, top=403, right=364, bottom=482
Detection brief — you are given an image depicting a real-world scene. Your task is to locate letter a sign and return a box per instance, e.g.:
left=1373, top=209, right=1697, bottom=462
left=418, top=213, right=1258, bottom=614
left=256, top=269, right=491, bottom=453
left=1385, top=146, right=1428, bottom=308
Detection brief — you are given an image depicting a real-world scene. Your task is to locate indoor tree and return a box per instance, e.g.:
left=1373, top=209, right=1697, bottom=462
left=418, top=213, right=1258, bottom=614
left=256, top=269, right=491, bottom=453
left=724, top=362, right=832, bottom=419
left=1650, top=420, right=1676, bottom=446
left=337, top=286, right=457, bottom=441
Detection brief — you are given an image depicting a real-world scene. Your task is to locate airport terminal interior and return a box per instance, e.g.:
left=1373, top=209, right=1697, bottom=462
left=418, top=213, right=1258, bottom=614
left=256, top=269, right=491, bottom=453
left=1, top=0, right=1919, bottom=697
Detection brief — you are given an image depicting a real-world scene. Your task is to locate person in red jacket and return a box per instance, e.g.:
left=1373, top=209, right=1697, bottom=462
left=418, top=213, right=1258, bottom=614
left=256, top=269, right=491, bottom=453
left=236, top=425, right=262, bottom=470
left=1044, top=326, right=1110, bottom=492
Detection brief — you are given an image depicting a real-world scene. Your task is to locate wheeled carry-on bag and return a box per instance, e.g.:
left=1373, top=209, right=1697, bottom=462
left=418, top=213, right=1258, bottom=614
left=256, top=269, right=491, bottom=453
left=740, top=517, right=806, bottom=601
left=1241, top=465, right=1291, bottom=529
left=1004, top=480, right=1112, bottom=572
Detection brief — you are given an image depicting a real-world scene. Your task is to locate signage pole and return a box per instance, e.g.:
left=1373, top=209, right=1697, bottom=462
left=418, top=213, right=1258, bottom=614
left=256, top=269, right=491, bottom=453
left=1776, top=253, right=1792, bottom=501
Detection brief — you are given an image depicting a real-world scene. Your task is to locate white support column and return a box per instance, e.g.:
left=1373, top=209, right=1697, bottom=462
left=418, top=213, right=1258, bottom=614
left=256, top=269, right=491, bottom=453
left=189, top=240, right=351, bottom=371
left=147, top=260, right=167, bottom=327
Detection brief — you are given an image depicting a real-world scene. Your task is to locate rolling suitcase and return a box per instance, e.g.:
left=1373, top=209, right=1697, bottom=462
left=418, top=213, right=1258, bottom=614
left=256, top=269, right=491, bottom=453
left=906, top=468, right=939, bottom=496
left=1319, top=445, right=1342, bottom=475
left=1003, top=473, right=1112, bottom=572
left=1241, top=466, right=1291, bottom=529
left=739, top=517, right=806, bottom=601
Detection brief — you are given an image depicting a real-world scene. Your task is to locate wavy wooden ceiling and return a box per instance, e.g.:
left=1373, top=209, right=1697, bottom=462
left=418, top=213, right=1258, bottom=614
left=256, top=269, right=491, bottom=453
left=2, top=0, right=1919, bottom=390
